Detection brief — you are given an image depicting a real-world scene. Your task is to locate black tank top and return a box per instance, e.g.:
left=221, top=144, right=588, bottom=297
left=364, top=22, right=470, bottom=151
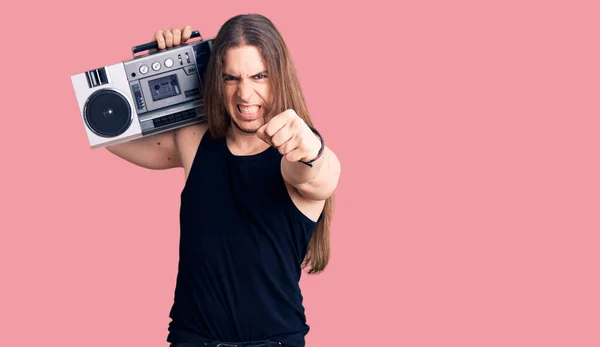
left=167, top=130, right=319, bottom=347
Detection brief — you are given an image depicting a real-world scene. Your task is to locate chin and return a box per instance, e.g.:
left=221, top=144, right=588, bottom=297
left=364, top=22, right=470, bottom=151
left=232, top=119, right=262, bottom=134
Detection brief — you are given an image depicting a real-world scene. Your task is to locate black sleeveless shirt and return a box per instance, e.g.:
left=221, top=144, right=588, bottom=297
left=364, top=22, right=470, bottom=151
left=167, top=130, right=319, bottom=347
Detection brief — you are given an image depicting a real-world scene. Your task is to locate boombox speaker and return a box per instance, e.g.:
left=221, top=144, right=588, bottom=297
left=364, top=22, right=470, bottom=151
left=71, top=31, right=213, bottom=149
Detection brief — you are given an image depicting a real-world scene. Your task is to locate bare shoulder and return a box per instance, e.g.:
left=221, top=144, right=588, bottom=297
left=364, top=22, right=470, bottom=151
left=174, top=122, right=209, bottom=179
left=285, top=182, right=326, bottom=223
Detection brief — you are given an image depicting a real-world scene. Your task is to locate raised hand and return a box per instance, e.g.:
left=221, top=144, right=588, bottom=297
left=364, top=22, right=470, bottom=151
left=257, top=109, right=322, bottom=164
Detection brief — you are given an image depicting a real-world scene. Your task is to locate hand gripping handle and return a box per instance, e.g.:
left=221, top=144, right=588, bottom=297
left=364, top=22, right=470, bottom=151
left=131, top=30, right=202, bottom=56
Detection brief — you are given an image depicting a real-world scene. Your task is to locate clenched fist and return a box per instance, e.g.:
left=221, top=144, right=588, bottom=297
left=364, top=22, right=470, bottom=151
left=257, top=109, right=322, bottom=164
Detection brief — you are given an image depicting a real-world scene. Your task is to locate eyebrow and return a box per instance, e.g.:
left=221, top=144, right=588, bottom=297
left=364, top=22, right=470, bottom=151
left=222, top=70, right=268, bottom=78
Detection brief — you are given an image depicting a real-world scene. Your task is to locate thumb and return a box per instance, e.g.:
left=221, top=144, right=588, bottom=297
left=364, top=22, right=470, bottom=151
left=256, top=124, right=271, bottom=146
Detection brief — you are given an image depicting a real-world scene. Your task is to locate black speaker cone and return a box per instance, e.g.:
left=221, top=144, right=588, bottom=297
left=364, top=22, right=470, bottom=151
left=84, top=90, right=132, bottom=137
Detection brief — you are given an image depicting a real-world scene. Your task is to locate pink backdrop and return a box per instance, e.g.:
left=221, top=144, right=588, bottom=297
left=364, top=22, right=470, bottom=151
left=2, top=0, right=599, bottom=346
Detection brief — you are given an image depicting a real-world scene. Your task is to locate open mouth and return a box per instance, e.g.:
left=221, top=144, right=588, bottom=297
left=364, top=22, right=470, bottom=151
left=237, top=104, right=261, bottom=115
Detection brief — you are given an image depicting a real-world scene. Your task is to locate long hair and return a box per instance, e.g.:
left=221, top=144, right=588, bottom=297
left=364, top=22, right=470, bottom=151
left=203, top=13, right=334, bottom=274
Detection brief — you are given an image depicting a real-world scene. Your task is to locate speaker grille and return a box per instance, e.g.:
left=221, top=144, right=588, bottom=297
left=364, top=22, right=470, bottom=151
left=86, top=67, right=109, bottom=88
left=84, top=90, right=132, bottom=137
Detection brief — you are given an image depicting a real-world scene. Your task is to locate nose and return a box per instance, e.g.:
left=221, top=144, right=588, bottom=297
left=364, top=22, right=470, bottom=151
left=236, top=79, right=254, bottom=102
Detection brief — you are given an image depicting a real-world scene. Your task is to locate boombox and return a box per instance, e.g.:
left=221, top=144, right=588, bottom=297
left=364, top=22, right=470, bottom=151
left=71, top=31, right=213, bottom=149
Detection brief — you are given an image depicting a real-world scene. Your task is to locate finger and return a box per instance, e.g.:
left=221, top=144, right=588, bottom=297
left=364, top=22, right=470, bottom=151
left=277, top=137, right=297, bottom=156
left=264, top=113, right=289, bottom=137
left=284, top=147, right=304, bottom=163
left=163, top=29, right=174, bottom=48
left=171, top=27, right=182, bottom=46
left=256, top=124, right=272, bottom=146
left=271, top=124, right=293, bottom=148
left=154, top=30, right=166, bottom=50
left=181, top=25, right=193, bottom=43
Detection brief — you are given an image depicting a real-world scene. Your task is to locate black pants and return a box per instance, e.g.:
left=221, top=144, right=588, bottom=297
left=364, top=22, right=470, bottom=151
left=170, top=340, right=283, bottom=347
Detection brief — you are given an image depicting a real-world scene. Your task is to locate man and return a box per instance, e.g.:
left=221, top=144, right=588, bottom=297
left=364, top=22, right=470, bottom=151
left=106, top=14, right=341, bottom=347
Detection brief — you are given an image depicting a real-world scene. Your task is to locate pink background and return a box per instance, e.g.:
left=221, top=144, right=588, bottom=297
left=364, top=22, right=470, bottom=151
left=2, top=0, right=599, bottom=346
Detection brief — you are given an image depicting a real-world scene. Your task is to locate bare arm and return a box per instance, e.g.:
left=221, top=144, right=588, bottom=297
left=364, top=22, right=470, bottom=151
left=105, top=131, right=182, bottom=170
left=104, top=25, right=198, bottom=170
left=257, top=110, right=341, bottom=201
left=281, top=145, right=341, bottom=201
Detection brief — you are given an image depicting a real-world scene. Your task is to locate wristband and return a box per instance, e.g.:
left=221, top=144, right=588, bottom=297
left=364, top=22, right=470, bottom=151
left=299, top=125, right=324, bottom=168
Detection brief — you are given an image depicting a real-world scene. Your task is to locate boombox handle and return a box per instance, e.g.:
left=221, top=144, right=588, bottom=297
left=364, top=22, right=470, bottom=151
left=131, top=30, right=202, bottom=57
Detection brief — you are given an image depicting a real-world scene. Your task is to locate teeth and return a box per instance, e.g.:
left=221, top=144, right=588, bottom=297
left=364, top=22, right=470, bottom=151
left=238, top=105, right=260, bottom=114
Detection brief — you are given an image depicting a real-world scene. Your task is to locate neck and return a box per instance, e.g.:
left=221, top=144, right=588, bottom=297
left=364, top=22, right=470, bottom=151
left=226, top=125, right=270, bottom=156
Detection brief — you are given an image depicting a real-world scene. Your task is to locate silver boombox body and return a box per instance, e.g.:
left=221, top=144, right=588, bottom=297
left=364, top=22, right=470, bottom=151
left=71, top=31, right=213, bottom=149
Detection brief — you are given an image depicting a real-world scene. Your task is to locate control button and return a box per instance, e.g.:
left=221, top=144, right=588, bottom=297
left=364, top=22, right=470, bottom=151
left=175, top=113, right=182, bottom=121
left=164, top=58, right=174, bottom=68
left=168, top=115, right=176, bottom=122
left=161, top=116, right=170, bottom=124
left=153, top=118, right=162, bottom=127
left=152, top=62, right=161, bottom=71
left=139, top=65, right=149, bottom=74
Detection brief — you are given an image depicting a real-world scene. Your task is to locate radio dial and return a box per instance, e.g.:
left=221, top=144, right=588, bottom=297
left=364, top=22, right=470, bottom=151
left=139, top=65, right=149, bottom=74
left=152, top=62, right=161, bottom=71
left=165, top=58, right=174, bottom=68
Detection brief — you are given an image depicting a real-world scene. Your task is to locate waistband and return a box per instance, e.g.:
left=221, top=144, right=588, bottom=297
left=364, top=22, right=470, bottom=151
left=170, top=341, right=282, bottom=347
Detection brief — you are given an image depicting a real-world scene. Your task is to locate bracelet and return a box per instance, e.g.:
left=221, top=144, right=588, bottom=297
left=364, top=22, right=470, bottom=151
left=299, top=125, right=324, bottom=168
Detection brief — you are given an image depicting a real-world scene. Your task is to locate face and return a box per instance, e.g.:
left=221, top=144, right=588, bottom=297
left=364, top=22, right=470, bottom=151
left=222, top=45, right=271, bottom=134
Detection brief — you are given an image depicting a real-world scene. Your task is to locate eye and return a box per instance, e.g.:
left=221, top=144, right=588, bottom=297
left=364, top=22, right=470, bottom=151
left=223, top=76, right=237, bottom=82
left=253, top=74, right=267, bottom=80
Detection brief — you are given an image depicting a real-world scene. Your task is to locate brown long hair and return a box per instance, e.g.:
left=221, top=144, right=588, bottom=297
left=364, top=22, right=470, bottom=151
left=203, top=13, right=334, bottom=274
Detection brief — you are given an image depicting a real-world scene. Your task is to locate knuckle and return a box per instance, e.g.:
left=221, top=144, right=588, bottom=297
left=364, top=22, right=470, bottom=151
left=291, top=116, right=301, bottom=127
left=182, top=28, right=191, bottom=40
left=291, top=123, right=302, bottom=134
left=297, top=141, right=307, bottom=151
